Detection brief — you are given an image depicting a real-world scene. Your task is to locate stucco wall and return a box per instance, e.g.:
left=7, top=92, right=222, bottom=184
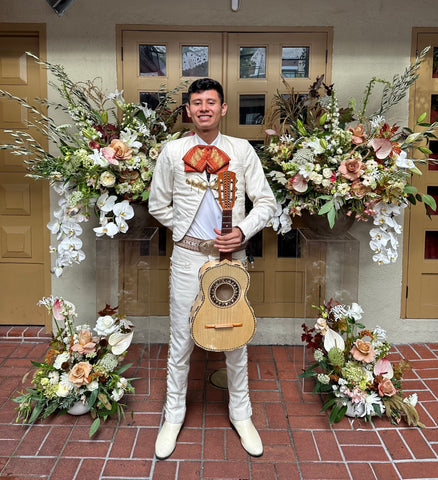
left=1, top=0, right=437, bottom=343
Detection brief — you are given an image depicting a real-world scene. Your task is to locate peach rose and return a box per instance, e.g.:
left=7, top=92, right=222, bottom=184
left=350, top=339, right=376, bottom=363
left=71, top=329, right=97, bottom=355
left=350, top=180, right=370, bottom=199
left=378, top=377, right=397, bottom=397
left=68, top=362, right=92, bottom=386
left=109, top=139, right=132, bottom=160
left=348, top=123, right=368, bottom=145
left=338, top=158, right=365, bottom=181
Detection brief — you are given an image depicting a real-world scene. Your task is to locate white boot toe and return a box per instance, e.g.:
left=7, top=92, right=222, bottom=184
left=230, top=418, right=263, bottom=457
left=155, top=421, right=183, bottom=460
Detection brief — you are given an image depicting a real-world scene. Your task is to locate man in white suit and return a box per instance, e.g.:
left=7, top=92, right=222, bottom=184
left=149, top=78, right=276, bottom=460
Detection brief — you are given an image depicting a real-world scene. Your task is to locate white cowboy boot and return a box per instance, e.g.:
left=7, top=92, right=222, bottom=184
left=155, top=421, right=183, bottom=460
left=230, top=418, right=263, bottom=457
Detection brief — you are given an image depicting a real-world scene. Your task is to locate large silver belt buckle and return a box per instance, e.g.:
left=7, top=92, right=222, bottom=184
left=199, top=239, right=218, bottom=256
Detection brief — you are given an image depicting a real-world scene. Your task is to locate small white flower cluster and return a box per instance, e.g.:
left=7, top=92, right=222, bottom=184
left=93, top=192, right=135, bottom=237
left=369, top=202, right=404, bottom=265
left=47, top=182, right=87, bottom=277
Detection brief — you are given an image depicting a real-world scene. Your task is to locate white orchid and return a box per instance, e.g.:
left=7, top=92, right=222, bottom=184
left=113, top=200, right=134, bottom=220
left=96, top=193, right=117, bottom=213
left=93, top=221, right=119, bottom=238
left=60, top=220, right=83, bottom=237
left=115, top=216, right=129, bottom=233
left=395, top=151, right=415, bottom=170
left=58, top=236, right=83, bottom=255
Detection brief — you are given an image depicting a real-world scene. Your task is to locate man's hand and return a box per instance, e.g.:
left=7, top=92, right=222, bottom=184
left=213, top=227, right=244, bottom=252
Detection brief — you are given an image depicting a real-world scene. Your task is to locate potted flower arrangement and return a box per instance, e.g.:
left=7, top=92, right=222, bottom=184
left=300, top=299, right=424, bottom=427
left=13, top=296, right=136, bottom=437
left=0, top=53, right=184, bottom=276
left=262, top=48, right=437, bottom=264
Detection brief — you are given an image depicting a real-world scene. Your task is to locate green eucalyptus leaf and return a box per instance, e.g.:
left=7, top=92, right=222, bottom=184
left=423, top=193, right=437, bottom=210
left=88, top=388, right=98, bottom=407
left=89, top=418, right=101, bottom=437
left=327, top=208, right=336, bottom=228
left=29, top=403, right=44, bottom=423
left=321, top=397, right=337, bottom=412
left=318, top=200, right=334, bottom=215
left=115, top=363, right=133, bottom=375
left=334, top=404, right=348, bottom=422
left=404, top=185, right=418, bottom=194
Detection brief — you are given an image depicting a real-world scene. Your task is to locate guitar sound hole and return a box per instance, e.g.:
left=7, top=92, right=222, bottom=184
left=210, top=278, right=240, bottom=307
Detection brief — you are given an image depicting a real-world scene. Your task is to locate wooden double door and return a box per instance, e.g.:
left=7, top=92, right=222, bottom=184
left=117, top=27, right=332, bottom=318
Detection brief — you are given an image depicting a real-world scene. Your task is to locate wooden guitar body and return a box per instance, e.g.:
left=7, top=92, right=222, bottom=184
left=190, top=258, right=256, bottom=352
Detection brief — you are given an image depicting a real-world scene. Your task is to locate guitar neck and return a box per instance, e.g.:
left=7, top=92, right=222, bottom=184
left=220, top=209, right=232, bottom=262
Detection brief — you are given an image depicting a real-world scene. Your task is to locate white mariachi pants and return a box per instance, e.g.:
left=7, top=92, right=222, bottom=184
left=164, top=244, right=252, bottom=424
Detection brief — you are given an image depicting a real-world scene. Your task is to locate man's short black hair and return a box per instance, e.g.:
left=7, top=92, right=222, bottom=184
left=187, top=78, right=224, bottom=104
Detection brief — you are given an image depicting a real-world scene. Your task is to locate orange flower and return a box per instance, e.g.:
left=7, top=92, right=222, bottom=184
left=348, top=123, right=368, bottom=145
left=68, top=362, right=92, bottom=386
left=350, top=339, right=376, bottom=363
left=109, top=139, right=132, bottom=160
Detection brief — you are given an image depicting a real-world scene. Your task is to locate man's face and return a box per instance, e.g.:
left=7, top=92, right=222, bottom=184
left=186, top=89, right=227, bottom=134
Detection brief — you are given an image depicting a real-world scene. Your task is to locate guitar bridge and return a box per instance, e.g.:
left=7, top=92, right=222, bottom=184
left=205, top=322, right=243, bottom=329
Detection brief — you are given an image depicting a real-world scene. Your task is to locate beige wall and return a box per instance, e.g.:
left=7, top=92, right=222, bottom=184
left=1, top=0, right=438, bottom=342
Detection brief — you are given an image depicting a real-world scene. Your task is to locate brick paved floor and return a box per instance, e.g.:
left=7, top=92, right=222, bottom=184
left=0, top=328, right=437, bottom=479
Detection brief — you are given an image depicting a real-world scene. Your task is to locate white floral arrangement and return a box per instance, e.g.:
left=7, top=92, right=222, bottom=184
left=300, top=300, right=424, bottom=426
left=1, top=54, right=184, bottom=276
left=13, top=297, right=136, bottom=437
left=262, top=48, right=437, bottom=264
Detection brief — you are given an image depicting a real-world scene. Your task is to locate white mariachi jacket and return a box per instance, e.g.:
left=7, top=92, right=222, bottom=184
left=148, top=133, right=276, bottom=243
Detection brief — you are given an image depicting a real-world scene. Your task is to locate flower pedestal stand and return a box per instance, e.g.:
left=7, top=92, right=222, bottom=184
left=298, top=228, right=360, bottom=393
left=96, top=226, right=159, bottom=398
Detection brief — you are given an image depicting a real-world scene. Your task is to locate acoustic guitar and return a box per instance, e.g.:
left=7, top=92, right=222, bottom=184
left=190, top=171, right=256, bottom=352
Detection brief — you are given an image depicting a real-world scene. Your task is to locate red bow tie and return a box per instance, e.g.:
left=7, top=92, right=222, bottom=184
left=182, top=145, right=230, bottom=174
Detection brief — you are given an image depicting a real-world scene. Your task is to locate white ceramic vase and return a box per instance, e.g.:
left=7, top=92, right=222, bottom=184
left=67, top=401, right=91, bottom=416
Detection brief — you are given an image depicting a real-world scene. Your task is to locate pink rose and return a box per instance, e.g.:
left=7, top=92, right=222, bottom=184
left=71, top=329, right=97, bottom=355
left=378, top=377, right=397, bottom=397
left=338, top=158, right=365, bottom=181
